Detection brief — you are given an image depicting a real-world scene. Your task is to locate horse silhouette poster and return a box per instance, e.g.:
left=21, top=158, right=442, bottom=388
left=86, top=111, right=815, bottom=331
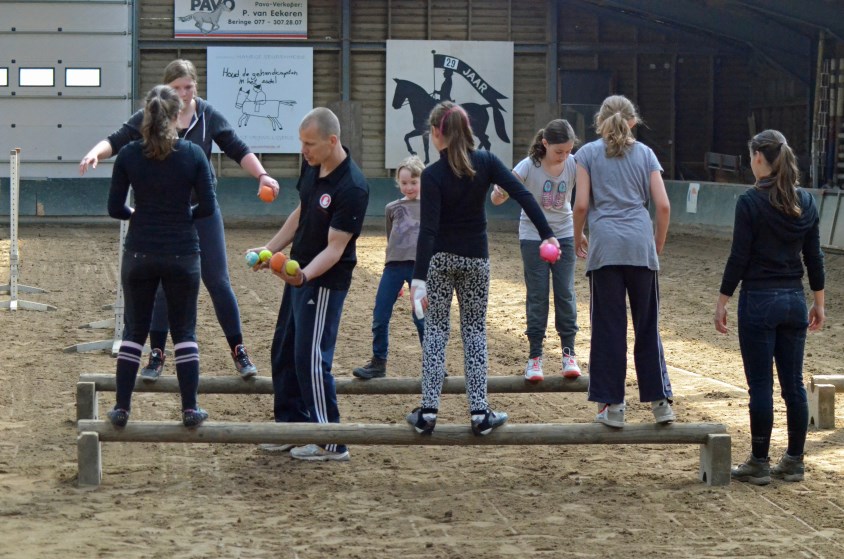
left=385, top=40, right=514, bottom=169
left=174, top=0, right=307, bottom=40
left=207, top=46, right=312, bottom=153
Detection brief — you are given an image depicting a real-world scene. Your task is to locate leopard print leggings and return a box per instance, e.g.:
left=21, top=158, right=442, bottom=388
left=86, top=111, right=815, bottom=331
left=420, top=252, right=491, bottom=414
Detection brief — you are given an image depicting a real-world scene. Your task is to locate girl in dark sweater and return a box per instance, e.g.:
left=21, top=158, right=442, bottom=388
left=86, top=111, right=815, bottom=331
left=407, top=101, right=559, bottom=436
left=716, top=129, right=826, bottom=484
left=106, top=85, right=217, bottom=428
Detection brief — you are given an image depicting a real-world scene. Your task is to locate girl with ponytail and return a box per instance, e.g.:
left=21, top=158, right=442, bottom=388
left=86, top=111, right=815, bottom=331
left=573, top=94, right=675, bottom=429
left=717, top=129, right=825, bottom=485
left=81, top=59, right=270, bottom=384
left=407, top=101, right=559, bottom=437
left=490, top=119, right=583, bottom=383
left=105, top=85, right=217, bottom=429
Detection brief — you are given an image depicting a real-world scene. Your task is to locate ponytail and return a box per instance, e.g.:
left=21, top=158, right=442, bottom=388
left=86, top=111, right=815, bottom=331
left=428, top=102, right=475, bottom=179
left=594, top=95, right=640, bottom=158
left=749, top=129, right=801, bottom=217
left=528, top=119, right=578, bottom=165
left=140, top=85, right=182, bottom=161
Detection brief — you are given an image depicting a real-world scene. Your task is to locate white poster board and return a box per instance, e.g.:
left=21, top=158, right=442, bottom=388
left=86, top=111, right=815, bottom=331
left=687, top=182, right=700, bottom=214
left=207, top=47, right=312, bottom=154
left=385, top=40, right=514, bottom=169
left=174, top=0, right=307, bottom=39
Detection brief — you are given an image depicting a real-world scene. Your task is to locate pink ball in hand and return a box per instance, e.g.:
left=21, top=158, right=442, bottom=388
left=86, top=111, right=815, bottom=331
left=539, top=243, right=560, bottom=263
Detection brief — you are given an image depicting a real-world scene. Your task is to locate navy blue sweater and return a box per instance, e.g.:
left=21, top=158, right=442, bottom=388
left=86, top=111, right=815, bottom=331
left=106, top=97, right=250, bottom=182
left=109, top=139, right=217, bottom=254
left=414, top=149, right=555, bottom=281
left=720, top=185, right=824, bottom=296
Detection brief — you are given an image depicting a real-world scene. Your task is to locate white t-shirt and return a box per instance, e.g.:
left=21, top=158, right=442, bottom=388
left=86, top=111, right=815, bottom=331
left=513, top=156, right=576, bottom=240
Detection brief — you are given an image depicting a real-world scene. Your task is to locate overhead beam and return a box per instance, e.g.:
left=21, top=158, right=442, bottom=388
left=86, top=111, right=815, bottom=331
left=733, top=0, right=844, bottom=41
left=577, top=0, right=811, bottom=83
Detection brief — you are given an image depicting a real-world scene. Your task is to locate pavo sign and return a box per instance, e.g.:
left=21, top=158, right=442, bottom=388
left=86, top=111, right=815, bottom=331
left=174, top=0, right=307, bottom=39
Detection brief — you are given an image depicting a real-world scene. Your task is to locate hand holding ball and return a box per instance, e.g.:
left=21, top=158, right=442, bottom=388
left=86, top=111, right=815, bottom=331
left=285, top=260, right=300, bottom=276
left=245, top=251, right=259, bottom=267
left=259, top=249, right=273, bottom=263
left=269, top=252, right=287, bottom=273
left=258, top=185, right=275, bottom=203
left=539, top=243, right=560, bottom=263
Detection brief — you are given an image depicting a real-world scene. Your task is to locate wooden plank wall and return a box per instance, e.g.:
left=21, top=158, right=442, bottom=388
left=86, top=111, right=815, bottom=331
left=134, top=0, right=802, bottom=180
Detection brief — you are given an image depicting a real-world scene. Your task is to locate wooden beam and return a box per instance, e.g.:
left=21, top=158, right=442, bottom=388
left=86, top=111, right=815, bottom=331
left=811, top=375, right=844, bottom=391
left=77, top=420, right=727, bottom=446
left=78, top=373, right=589, bottom=395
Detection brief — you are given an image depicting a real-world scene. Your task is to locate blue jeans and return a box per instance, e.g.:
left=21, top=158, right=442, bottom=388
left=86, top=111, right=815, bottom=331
left=371, top=261, right=424, bottom=360
left=738, top=288, right=810, bottom=457
left=520, top=236, right=578, bottom=356
left=149, top=206, right=242, bottom=339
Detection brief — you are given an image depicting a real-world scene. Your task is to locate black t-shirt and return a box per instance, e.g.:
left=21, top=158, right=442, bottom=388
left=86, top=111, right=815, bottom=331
left=291, top=151, right=369, bottom=290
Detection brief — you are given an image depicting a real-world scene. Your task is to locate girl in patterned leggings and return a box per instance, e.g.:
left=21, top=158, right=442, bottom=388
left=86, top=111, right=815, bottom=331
left=407, top=102, right=559, bottom=436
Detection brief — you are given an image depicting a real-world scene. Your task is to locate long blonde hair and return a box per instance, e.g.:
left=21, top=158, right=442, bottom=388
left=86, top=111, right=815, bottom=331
left=594, top=95, right=641, bottom=158
left=429, top=102, right=475, bottom=179
left=749, top=129, right=801, bottom=217
left=140, top=85, right=181, bottom=160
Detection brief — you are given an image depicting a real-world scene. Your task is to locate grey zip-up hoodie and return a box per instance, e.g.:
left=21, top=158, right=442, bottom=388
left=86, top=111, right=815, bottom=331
left=106, top=96, right=251, bottom=182
left=720, top=183, right=824, bottom=296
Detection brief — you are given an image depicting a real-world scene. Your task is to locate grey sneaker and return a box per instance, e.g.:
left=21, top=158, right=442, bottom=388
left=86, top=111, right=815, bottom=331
left=140, top=349, right=165, bottom=383
left=731, top=454, right=771, bottom=485
left=470, top=409, right=509, bottom=436
left=595, top=403, right=625, bottom=428
left=651, top=399, right=676, bottom=424
left=258, top=443, right=296, bottom=453
left=232, top=344, right=257, bottom=379
left=182, top=407, right=209, bottom=428
left=771, top=453, right=804, bottom=482
left=289, top=444, right=350, bottom=462
left=406, top=407, right=437, bottom=435
left=353, top=356, right=387, bottom=379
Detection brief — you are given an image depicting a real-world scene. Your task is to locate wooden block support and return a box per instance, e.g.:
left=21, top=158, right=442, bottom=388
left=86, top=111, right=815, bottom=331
left=78, top=373, right=589, bottom=395
left=76, top=382, right=98, bottom=421
left=811, top=375, right=844, bottom=391
left=807, top=382, right=836, bottom=429
left=699, top=433, right=732, bottom=486
left=77, top=431, right=102, bottom=487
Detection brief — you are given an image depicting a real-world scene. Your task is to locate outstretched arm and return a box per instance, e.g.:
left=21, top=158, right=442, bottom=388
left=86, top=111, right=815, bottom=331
left=79, top=140, right=114, bottom=175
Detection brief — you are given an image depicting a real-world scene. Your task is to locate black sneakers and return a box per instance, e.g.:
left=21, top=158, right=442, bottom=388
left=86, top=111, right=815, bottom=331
left=406, top=407, right=437, bottom=435
left=471, top=409, right=509, bottom=436
left=107, top=408, right=129, bottom=428
left=140, top=349, right=165, bottom=383
left=353, top=356, right=387, bottom=379
left=232, top=344, right=257, bottom=379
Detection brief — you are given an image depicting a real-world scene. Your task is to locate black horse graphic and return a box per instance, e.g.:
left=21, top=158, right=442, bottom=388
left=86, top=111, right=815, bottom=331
left=391, top=78, right=510, bottom=164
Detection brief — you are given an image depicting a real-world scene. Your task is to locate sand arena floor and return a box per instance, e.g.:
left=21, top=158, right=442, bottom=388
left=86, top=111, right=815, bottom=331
left=0, top=224, right=842, bottom=558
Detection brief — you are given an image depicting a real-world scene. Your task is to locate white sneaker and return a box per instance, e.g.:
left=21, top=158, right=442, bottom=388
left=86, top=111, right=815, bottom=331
left=258, top=443, right=296, bottom=453
left=524, top=356, right=544, bottom=383
left=595, top=402, right=625, bottom=428
left=289, top=443, right=350, bottom=462
left=651, top=399, right=676, bottom=424
left=562, top=349, right=582, bottom=378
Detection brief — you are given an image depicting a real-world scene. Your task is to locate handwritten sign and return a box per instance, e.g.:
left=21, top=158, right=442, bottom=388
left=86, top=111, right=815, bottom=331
left=207, top=47, right=312, bottom=153
left=174, top=0, right=307, bottom=40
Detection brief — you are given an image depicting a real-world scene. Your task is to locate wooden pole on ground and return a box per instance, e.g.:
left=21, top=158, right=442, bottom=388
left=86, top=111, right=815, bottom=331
left=77, top=373, right=590, bottom=396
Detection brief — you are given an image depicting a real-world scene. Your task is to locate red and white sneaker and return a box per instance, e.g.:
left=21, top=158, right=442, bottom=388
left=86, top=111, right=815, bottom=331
left=524, top=356, right=544, bottom=383
left=562, top=349, right=582, bottom=379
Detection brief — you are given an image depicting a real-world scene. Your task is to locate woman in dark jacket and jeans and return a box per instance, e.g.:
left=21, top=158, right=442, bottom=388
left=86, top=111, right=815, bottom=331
left=80, top=59, right=273, bottom=380
left=715, top=129, right=826, bottom=485
left=107, top=85, right=217, bottom=428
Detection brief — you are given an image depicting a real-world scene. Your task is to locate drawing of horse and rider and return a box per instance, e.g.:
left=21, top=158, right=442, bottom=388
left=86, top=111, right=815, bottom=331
left=235, top=87, right=296, bottom=131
